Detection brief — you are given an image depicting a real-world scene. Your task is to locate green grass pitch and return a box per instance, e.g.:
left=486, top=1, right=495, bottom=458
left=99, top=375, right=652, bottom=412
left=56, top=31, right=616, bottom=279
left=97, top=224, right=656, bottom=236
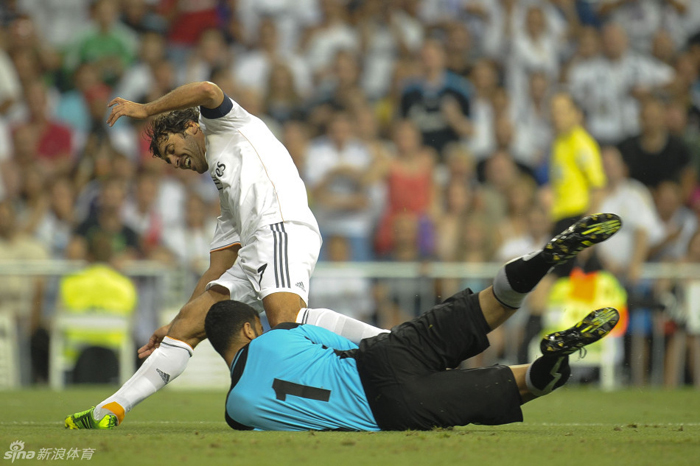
left=1, top=387, right=699, bottom=466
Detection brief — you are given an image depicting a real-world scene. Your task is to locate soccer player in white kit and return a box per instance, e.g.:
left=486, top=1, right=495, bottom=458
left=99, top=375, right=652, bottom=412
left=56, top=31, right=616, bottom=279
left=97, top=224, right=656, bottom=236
left=65, top=81, right=386, bottom=430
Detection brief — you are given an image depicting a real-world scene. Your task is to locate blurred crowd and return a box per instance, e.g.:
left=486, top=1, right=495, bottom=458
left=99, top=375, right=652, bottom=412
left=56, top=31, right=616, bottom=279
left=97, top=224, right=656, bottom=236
left=1, top=0, right=700, bottom=386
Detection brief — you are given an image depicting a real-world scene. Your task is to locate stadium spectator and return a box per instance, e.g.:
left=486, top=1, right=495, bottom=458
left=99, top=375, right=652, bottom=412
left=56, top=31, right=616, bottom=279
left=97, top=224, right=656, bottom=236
left=512, top=71, right=553, bottom=178
left=495, top=202, right=550, bottom=264
left=114, top=32, right=167, bottom=103
left=496, top=176, right=538, bottom=248
left=467, top=59, right=498, bottom=161
left=119, top=0, right=167, bottom=36
left=597, top=0, right=686, bottom=53
left=400, top=38, right=472, bottom=157
left=618, top=97, right=695, bottom=199
left=0, top=120, right=14, bottom=201
left=491, top=114, right=538, bottom=178
left=352, top=106, right=392, bottom=184
left=265, top=63, right=305, bottom=125
left=597, top=145, right=664, bottom=387
left=598, top=146, right=664, bottom=284
left=478, top=149, right=520, bottom=223
left=234, top=18, right=311, bottom=99
left=649, top=181, right=698, bottom=262
left=666, top=99, right=700, bottom=176
left=63, top=0, right=138, bottom=86
left=183, top=29, right=230, bottom=85
left=560, top=26, right=600, bottom=83
left=568, top=23, right=674, bottom=145
left=0, top=199, right=49, bottom=383
left=662, top=230, right=700, bottom=388
left=122, top=170, right=169, bottom=260
left=668, top=52, right=699, bottom=107
left=16, top=0, right=91, bottom=50
left=651, top=30, right=678, bottom=66
left=14, top=162, right=48, bottom=237
left=70, top=176, right=141, bottom=265
left=443, top=20, right=478, bottom=79
left=506, top=4, right=562, bottom=109
left=282, top=120, right=311, bottom=173
left=357, top=0, right=423, bottom=100
left=375, top=120, right=437, bottom=257
left=304, top=112, right=380, bottom=261
left=33, top=177, right=77, bottom=259
left=163, top=193, right=216, bottom=279
left=436, top=180, right=475, bottom=264
left=55, top=63, right=102, bottom=142
left=236, top=0, right=320, bottom=55
left=548, top=92, right=606, bottom=237
left=0, top=32, right=22, bottom=116
left=374, top=211, right=435, bottom=325
left=18, top=80, right=74, bottom=176
left=5, top=14, right=61, bottom=86
left=301, top=0, right=358, bottom=77
left=374, top=57, right=420, bottom=135
left=307, top=50, right=365, bottom=130
left=160, top=0, right=219, bottom=50
left=442, top=138, right=476, bottom=187
left=136, top=58, right=177, bottom=105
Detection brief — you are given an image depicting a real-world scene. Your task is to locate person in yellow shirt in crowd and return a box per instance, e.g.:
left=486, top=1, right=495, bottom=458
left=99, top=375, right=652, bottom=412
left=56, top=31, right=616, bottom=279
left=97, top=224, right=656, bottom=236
left=522, top=92, right=608, bottom=360
left=549, top=92, right=607, bottom=236
left=59, top=232, right=137, bottom=383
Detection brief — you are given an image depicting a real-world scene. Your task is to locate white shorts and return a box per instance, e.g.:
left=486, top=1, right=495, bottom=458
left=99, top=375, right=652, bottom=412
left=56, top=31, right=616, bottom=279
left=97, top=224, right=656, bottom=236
left=206, top=221, right=321, bottom=313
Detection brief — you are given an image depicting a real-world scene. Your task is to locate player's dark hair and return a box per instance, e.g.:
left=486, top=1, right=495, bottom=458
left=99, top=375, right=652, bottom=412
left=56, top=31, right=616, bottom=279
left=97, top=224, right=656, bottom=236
left=205, top=301, right=259, bottom=356
left=145, top=108, right=200, bottom=159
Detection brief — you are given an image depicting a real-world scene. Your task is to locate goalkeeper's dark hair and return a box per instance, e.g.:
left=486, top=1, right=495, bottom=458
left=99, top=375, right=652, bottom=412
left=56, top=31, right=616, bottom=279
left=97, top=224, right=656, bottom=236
left=145, top=108, right=200, bottom=159
left=205, top=301, right=259, bottom=356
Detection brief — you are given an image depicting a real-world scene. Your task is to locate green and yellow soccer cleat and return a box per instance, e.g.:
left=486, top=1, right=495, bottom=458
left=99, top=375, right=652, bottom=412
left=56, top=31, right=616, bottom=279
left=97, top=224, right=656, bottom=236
left=542, top=213, right=622, bottom=265
left=541, top=307, right=620, bottom=357
left=65, top=407, right=117, bottom=430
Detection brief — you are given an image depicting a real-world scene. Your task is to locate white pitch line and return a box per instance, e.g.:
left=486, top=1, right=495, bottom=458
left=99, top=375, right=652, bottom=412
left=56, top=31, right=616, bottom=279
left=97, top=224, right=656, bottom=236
left=1, top=421, right=699, bottom=427
left=533, top=422, right=700, bottom=427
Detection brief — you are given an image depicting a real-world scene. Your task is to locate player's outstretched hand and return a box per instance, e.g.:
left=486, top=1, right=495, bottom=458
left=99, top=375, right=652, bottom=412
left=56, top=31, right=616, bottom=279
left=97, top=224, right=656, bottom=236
left=107, top=97, right=148, bottom=126
left=138, top=324, right=169, bottom=359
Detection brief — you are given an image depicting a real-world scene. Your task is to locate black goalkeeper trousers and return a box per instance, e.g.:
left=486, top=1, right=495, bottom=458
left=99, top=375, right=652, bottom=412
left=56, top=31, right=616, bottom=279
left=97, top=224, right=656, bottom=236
left=351, top=288, right=524, bottom=430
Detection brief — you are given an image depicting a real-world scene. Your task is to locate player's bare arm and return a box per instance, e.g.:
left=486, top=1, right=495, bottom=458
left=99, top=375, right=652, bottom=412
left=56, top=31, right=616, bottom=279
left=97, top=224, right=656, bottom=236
left=136, top=245, right=240, bottom=359
left=106, top=81, right=225, bottom=126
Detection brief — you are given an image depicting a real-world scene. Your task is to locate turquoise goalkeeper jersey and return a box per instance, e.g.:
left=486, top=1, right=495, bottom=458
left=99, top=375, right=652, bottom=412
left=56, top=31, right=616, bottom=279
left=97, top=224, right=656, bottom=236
left=224, top=323, right=379, bottom=431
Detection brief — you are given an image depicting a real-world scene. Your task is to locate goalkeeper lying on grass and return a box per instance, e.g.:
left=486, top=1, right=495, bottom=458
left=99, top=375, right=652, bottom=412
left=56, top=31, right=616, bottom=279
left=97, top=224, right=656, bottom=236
left=203, top=214, right=622, bottom=431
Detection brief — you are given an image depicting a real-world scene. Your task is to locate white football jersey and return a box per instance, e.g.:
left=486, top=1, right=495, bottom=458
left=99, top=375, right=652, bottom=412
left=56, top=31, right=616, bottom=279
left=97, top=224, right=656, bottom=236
left=199, top=95, right=319, bottom=251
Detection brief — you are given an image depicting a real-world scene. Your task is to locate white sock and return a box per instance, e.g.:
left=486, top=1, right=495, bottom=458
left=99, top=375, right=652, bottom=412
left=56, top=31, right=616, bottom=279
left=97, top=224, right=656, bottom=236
left=296, top=308, right=388, bottom=344
left=93, top=336, right=193, bottom=423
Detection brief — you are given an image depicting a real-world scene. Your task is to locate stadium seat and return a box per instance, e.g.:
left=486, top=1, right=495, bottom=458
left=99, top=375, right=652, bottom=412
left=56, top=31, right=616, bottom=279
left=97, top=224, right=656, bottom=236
left=49, top=264, right=137, bottom=389
left=49, top=312, right=135, bottom=389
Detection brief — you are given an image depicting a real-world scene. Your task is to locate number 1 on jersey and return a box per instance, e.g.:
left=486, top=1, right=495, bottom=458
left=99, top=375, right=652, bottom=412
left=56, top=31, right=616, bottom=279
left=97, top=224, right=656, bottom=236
left=273, top=378, right=330, bottom=402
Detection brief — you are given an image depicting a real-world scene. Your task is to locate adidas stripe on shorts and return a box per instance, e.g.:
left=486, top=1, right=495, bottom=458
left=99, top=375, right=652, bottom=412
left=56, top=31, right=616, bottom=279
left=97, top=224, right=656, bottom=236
left=207, top=221, right=321, bottom=312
